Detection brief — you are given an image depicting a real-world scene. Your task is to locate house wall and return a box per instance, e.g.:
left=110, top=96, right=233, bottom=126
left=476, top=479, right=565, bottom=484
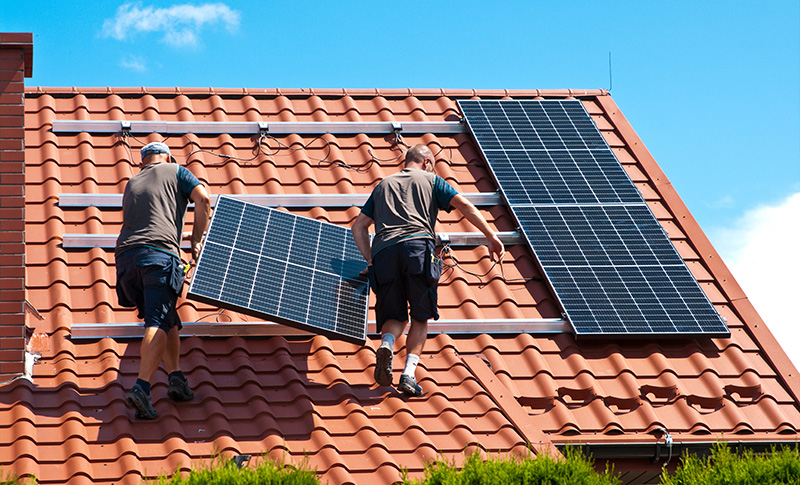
left=0, top=33, right=31, bottom=380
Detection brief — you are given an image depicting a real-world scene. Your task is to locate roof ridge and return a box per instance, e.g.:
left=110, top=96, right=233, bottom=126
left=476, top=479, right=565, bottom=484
left=25, top=87, right=610, bottom=99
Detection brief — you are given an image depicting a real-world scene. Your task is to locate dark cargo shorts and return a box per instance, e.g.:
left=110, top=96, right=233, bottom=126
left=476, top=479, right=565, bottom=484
left=115, top=246, right=185, bottom=333
left=368, top=239, right=443, bottom=332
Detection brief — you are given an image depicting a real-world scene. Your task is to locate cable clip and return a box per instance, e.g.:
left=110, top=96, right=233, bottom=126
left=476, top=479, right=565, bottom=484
left=120, top=121, right=131, bottom=138
left=258, top=122, right=269, bottom=137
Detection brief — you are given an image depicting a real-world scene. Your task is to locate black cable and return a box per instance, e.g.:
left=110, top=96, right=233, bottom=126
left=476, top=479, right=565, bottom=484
left=194, top=309, right=238, bottom=323
left=439, top=244, right=542, bottom=287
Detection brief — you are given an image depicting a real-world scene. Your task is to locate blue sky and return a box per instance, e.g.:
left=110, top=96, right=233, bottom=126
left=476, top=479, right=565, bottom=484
left=4, top=0, right=800, bottom=363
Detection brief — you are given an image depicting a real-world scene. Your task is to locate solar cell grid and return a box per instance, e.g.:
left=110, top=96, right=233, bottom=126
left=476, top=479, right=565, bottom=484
left=460, top=99, right=643, bottom=205
left=188, top=196, right=369, bottom=344
left=459, top=99, right=728, bottom=337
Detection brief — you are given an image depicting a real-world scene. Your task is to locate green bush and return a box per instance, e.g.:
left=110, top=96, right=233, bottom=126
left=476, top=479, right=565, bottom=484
left=402, top=446, right=620, bottom=485
left=661, top=442, right=800, bottom=485
left=148, top=455, right=320, bottom=485
left=0, top=470, right=33, bottom=485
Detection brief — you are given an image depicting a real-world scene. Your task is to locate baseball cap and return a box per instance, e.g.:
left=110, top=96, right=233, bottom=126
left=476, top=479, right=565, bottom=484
left=140, top=141, right=177, bottom=163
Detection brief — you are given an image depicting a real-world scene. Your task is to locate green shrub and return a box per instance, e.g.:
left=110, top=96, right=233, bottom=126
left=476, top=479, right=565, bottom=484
left=0, top=470, right=33, bottom=485
left=402, top=446, right=620, bottom=485
left=148, top=455, right=320, bottom=485
left=661, top=442, right=800, bottom=485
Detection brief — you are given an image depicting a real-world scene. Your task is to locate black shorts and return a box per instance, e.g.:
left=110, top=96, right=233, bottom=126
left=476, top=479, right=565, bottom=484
left=369, top=239, right=442, bottom=331
left=116, top=246, right=185, bottom=333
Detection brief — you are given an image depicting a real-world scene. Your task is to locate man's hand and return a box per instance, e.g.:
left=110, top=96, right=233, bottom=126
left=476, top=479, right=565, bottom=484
left=189, top=183, right=211, bottom=262
left=487, top=233, right=505, bottom=263
left=449, top=194, right=505, bottom=263
left=191, top=240, right=202, bottom=261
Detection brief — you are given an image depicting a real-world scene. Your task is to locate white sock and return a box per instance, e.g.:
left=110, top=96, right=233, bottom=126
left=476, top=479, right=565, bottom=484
left=381, top=333, right=395, bottom=349
left=403, top=353, right=420, bottom=377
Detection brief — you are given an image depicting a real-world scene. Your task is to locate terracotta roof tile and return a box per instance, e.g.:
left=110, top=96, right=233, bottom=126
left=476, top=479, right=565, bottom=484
left=2, top=87, right=797, bottom=484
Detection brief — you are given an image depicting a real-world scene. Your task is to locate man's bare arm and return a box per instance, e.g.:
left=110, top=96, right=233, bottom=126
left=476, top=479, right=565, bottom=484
left=352, top=212, right=374, bottom=264
left=449, top=194, right=505, bottom=261
left=189, top=184, right=211, bottom=260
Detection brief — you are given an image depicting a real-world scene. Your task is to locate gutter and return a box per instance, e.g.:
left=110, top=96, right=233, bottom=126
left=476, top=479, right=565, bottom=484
left=559, top=439, right=800, bottom=465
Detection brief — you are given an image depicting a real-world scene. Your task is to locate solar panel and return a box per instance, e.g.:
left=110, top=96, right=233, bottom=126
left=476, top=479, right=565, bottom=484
left=459, top=100, right=642, bottom=205
left=187, top=196, right=369, bottom=344
left=459, top=99, right=728, bottom=338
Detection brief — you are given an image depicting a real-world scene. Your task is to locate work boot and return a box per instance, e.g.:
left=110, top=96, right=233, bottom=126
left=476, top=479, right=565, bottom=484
left=398, top=374, right=423, bottom=397
left=127, top=385, right=157, bottom=420
left=167, top=374, right=195, bottom=401
left=374, top=342, right=393, bottom=386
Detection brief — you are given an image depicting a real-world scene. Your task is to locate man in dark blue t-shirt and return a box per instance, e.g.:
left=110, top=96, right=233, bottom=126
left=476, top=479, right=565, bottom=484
left=353, top=144, right=504, bottom=396
left=116, top=142, right=211, bottom=419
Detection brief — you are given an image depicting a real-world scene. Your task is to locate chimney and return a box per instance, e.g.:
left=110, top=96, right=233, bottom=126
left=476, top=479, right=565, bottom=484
left=0, top=33, right=32, bottom=381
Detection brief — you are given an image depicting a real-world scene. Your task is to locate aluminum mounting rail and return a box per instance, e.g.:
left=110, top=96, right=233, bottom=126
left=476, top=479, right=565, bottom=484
left=50, top=120, right=466, bottom=135
left=58, top=192, right=503, bottom=208
left=62, top=231, right=524, bottom=249
left=70, top=318, right=570, bottom=339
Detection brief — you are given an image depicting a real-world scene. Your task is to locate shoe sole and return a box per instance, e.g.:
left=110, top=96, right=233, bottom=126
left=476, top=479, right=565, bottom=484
left=167, top=389, right=194, bottom=401
left=374, top=346, right=393, bottom=386
left=398, top=381, right=423, bottom=397
left=168, top=388, right=194, bottom=401
left=127, top=390, right=157, bottom=420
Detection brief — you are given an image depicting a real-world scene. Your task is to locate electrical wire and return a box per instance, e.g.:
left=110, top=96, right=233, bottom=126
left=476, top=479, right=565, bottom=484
left=194, top=309, right=239, bottom=323
left=438, top=244, right=542, bottom=287
left=119, top=126, right=469, bottom=176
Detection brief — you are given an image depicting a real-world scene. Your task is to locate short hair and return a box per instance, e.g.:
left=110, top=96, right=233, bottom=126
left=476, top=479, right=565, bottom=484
left=405, top=144, right=432, bottom=165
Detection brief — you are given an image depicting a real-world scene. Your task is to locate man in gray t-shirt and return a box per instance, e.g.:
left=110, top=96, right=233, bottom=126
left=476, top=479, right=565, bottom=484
left=353, top=144, right=504, bottom=396
left=116, top=142, right=211, bottom=419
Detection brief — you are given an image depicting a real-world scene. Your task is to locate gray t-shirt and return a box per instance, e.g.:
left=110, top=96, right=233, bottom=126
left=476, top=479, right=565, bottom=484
left=361, top=167, right=457, bottom=256
left=116, top=162, right=201, bottom=258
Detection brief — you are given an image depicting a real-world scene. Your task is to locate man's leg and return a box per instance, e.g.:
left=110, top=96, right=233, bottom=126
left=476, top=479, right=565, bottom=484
left=381, top=319, right=406, bottom=342
left=163, top=325, right=180, bottom=373
left=138, top=326, right=167, bottom=382
left=405, top=318, right=428, bottom=357
left=375, top=319, right=406, bottom=386
left=164, top=326, right=194, bottom=401
left=128, top=326, right=166, bottom=419
left=397, top=318, right=427, bottom=397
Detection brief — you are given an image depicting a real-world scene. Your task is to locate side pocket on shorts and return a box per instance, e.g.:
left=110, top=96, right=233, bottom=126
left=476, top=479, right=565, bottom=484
left=367, top=264, right=377, bottom=292
left=170, top=258, right=186, bottom=296
left=427, top=251, right=442, bottom=282
left=115, top=265, right=136, bottom=308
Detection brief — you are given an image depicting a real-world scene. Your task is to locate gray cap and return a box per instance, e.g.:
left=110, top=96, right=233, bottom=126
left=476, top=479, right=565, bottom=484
left=140, top=141, right=177, bottom=163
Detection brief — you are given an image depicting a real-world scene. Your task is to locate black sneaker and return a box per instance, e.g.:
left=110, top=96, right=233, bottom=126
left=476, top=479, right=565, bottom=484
left=397, top=374, right=423, bottom=397
left=374, top=342, right=393, bottom=386
left=127, top=385, right=157, bottom=420
left=167, top=375, right=194, bottom=401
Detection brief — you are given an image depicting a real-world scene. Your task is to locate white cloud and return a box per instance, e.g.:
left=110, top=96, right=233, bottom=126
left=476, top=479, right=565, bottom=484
left=120, top=55, right=148, bottom=72
left=102, top=2, right=240, bottom=47
left=712, top=192, right=800, bottom=370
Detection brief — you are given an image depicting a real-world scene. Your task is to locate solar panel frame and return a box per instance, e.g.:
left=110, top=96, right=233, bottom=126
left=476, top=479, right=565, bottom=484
left=512, top=205, right=728, bottom=336
left=459, top=99, right=729, bottom=338
left=187, top=196, right=369, bottom=344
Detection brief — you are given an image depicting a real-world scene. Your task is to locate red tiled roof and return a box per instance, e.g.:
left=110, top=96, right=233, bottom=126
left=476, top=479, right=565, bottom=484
left=1, top=87, right=798, bottom=484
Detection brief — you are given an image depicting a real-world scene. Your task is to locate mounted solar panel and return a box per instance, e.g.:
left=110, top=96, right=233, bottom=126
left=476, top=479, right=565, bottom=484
left=187, top=196, right=369, bottom=344
left=459, top=99, right=728, bottom=338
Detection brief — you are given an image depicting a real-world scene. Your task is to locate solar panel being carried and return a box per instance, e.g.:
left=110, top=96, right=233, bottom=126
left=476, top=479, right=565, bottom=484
left=459, top=99, right=728, bottom=338
left=187, top=196, right=369, bottom=344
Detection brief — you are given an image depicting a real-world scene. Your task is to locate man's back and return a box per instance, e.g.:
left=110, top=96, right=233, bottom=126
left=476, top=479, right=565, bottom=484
left=116, top=161, right=195, bottom=257
left=366, top=167, right=455, bottom=256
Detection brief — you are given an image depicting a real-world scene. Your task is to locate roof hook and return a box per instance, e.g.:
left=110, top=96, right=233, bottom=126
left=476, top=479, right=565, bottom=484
left=652, top=426, right=673, bottom=465
left=231, top=454, right=251, bottom=469
left=391, top=121, right=404, bottom=148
